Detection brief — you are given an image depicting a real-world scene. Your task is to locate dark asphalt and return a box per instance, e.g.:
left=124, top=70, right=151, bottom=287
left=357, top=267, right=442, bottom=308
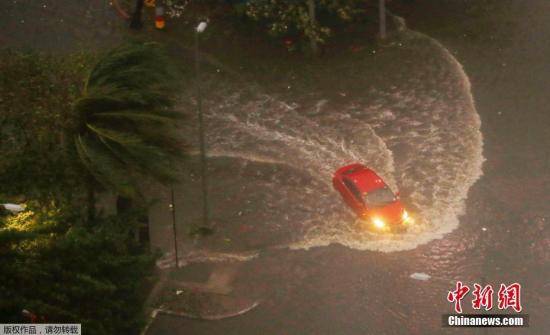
left=1, top=1, right=547, bottom=334
left=147, top=1, right=549, bottom=334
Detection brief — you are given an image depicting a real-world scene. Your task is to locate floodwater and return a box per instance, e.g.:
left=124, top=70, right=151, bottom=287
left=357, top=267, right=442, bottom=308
left=2, top=0, right=545, bottom=333
left=187, top=16, right=484, bottom=253
left=150, top=1, right=548, bottom=334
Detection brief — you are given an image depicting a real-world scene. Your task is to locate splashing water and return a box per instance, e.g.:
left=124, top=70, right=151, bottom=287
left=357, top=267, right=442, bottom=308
left=182, top=18, right=483, bottom=254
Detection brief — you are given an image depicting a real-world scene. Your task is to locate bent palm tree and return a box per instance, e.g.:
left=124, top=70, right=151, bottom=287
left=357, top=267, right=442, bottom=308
left=72, top=41, right=183, bottom=207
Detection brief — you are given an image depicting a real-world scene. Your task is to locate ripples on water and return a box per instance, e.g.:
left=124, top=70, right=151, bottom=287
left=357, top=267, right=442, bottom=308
left=184, top=19, right=484, bottom=255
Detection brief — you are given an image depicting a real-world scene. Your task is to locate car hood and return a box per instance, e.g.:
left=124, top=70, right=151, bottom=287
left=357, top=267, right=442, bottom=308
left=368, top=200, right=404, bottom=224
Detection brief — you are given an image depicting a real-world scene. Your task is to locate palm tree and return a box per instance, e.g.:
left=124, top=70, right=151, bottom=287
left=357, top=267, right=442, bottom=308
left=71, top=41, right=184, bottom=218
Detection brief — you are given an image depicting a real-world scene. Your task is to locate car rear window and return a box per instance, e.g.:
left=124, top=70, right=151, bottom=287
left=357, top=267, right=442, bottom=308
left=343, top=166, right=363, bottom=175
left=343, top=178, right=363, bottom=203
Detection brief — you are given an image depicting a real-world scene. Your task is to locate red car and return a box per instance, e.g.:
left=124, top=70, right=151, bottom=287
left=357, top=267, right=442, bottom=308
left=333, top=163, right=412, bottom=231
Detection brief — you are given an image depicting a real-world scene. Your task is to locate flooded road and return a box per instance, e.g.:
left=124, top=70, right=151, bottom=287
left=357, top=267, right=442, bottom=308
left=149, top=1, right=549, bottom=334
left=4, top=0, right=544, bottom=333
left=185, top=19, right=484, bottom=253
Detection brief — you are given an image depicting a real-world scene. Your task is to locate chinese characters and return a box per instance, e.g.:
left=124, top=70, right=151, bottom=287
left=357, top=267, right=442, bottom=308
left=447, top=282, right=522, bottom=313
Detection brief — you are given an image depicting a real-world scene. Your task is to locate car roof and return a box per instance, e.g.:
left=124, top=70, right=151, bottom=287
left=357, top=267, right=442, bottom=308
left=344, top=168, right=386, bottom=193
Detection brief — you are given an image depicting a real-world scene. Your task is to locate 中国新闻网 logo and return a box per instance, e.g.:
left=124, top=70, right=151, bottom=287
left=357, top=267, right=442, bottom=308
left=447, top=281, right=522, bottom=313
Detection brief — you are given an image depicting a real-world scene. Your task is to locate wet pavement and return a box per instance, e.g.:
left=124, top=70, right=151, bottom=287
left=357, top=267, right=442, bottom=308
left=0, top=0, right=124, bottom=52
left=2, top=1, right=548, bottom=334
left=147, top=1, right=549, bottom=334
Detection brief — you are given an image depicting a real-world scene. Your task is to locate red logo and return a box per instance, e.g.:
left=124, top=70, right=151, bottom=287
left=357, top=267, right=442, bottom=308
left=472, top=284, right=494, bottom=310
left=498, top=283, right=522, bottom=312
left=447, top=281, right=470, bottom=313
left=447, top=282, right=522, bottom=313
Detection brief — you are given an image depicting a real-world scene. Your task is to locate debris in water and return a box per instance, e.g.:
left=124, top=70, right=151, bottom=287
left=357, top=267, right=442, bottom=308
left=410, top=272, right=431, bottom=281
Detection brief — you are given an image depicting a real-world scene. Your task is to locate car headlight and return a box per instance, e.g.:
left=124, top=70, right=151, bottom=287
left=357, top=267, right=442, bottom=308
left=402, top=210, right=414, bottom=224
left=372, top=217, right=386, bottom=229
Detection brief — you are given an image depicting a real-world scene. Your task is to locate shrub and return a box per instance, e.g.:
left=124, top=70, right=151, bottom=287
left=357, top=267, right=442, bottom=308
left=0, top=208, right=157, bottom=334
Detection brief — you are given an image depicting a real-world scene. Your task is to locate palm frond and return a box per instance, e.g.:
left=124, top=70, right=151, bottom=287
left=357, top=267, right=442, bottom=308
left=85, top=124, right=143, bottom=145
left=92, top=110, right=182, bottom=124
left=75, top=86, right=174, bottom=113
left=105, top=141, right=180, bottom=185
left=73, top=41, right=185, bottom=199
left=75, top=135, right=138, bottom=198
left=86, top=41, right=178, bottom=93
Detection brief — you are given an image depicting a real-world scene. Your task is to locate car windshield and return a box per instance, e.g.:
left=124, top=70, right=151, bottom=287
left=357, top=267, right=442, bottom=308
left=364, top=187, right=396, bottom=208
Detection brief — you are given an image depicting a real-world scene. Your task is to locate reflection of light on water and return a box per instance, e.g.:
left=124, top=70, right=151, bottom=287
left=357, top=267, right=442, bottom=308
left=184, top=16, right=483, bottom=255
left=289, top=215, right=435, bottom=252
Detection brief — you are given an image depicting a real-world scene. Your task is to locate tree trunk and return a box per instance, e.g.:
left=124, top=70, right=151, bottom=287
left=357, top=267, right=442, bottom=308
left=117, top=196, right=150, bottom=244
left=130, top=0, right=145, bottom=30
left=307, top=0, right=318, bottom=55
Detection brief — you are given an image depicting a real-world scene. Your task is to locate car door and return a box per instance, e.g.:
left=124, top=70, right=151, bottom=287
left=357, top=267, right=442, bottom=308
left=342, top=177, right=365, bottom=214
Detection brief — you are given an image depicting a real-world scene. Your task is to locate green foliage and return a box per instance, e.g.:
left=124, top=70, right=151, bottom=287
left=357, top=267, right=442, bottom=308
left=1, top=41, right=185, bottom=206
left=0, top=209, right=156, bottom=335
left=73, top=41, right=184, bottom=199
left=0, top=50, right=93, bottom=203
left=241, top=0, right=368, bottom=49
left=0, top=43, right=178, bottom=334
